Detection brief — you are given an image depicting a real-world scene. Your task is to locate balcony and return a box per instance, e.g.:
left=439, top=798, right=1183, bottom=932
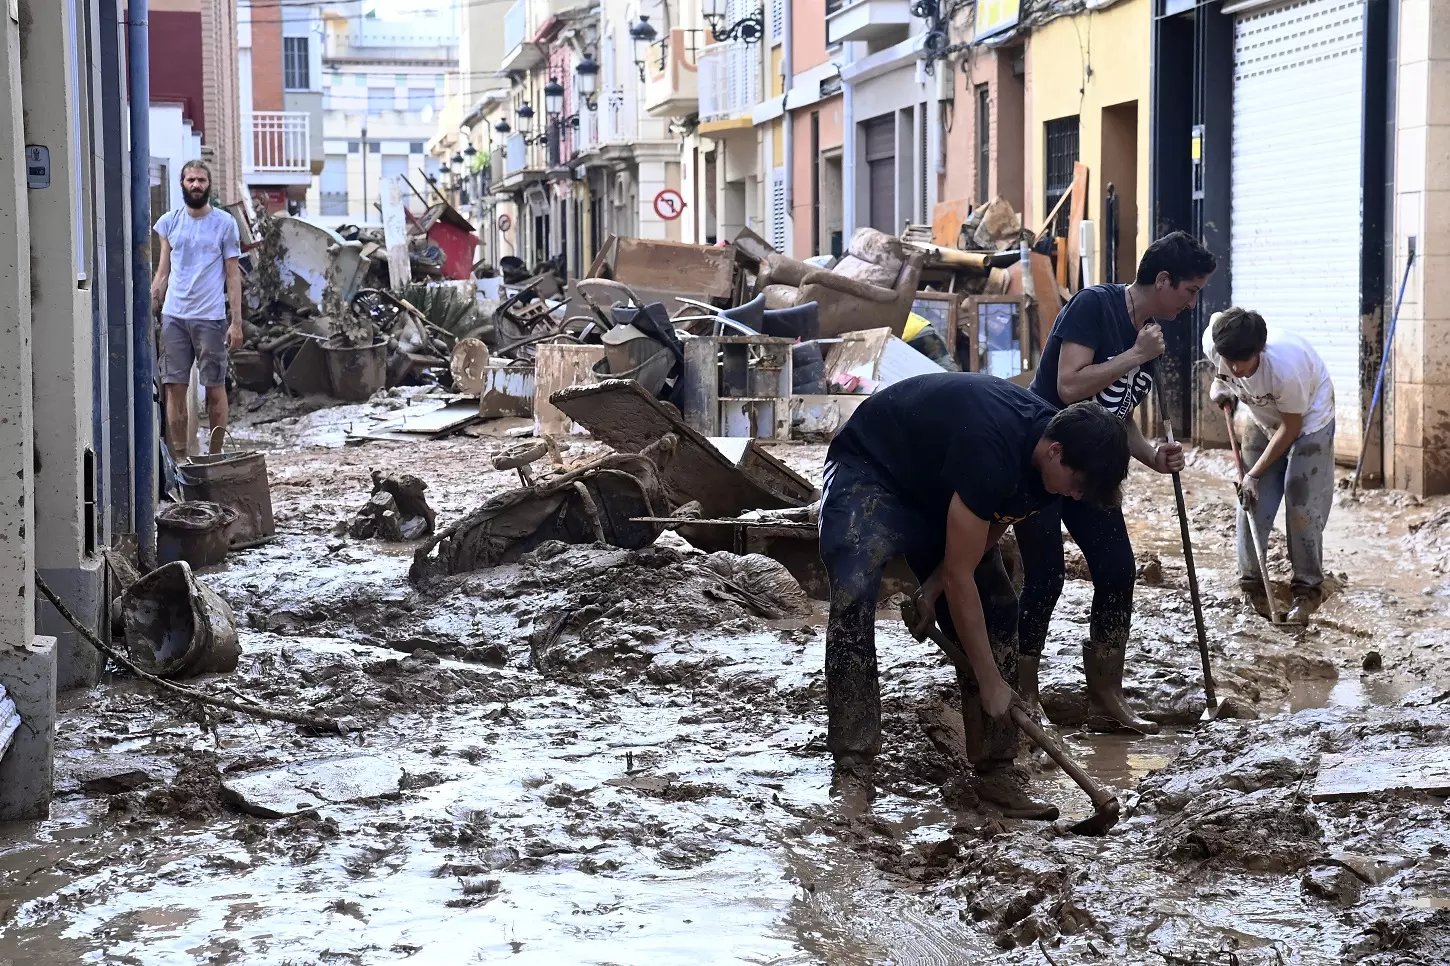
left=825, top=0, right=912, bottom=46
left=644, top=30, right=699, bottom=119
left=697, top=42, right=760, bottom=128
left=500, top=132, right=546, bottom=186
left=243, top=111, right=313, bottom=186
left=499, top=0, right=546, bottom=72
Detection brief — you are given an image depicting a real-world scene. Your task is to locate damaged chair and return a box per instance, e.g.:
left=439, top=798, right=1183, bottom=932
left=409, top=435, right=679, bottom=581
left=757, top=227, right=923, bottom=339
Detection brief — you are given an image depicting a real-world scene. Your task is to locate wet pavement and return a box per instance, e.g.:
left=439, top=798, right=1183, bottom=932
left=2, top=390, right=1449, bottom=964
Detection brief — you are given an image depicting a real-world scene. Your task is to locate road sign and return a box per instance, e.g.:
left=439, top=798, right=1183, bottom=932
left=653, top=188, right=685, bottom=221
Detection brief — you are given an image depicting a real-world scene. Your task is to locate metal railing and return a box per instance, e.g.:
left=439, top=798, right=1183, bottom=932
left=248, top=111, right=312, bottom=173
left=503, top=0, right=527, bottom=55
left=697, top=42, right=760, bottom=121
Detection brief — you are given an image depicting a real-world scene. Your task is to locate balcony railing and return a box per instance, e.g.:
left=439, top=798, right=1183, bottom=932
left=698, top=42, right=760, bottom=121
left=248, top=111, right=311, bottom=173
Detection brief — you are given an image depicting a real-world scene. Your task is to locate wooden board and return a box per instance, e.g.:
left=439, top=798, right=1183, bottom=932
left=1066, top=162, right=1089, bottom=292
left=549, top=379, right=816, bottom=518
left=533, top=344, right=607, bottom=437
left=1313, top=746, right=1450, bottom=803
left=1030, top=251, right=1063, bottom=348
left=931, top=199, right=973, bottom=248
left=610, top=238, right=736, bottom=304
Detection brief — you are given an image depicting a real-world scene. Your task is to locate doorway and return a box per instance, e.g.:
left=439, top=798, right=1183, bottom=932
left=1100, top=100, right=1138, bottom=284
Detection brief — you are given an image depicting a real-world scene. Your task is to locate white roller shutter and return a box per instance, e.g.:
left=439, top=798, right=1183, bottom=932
left=1231, top=0, right=1364, bottom=460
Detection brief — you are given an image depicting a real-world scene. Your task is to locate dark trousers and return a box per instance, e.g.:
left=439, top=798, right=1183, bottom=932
left=1013, top=498, right=1135, bottom=656
left=818, top=458, right=1020, bottom=767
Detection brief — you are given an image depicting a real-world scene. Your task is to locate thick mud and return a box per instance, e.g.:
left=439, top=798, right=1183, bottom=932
left=2, top=393, right=1449, bottom=964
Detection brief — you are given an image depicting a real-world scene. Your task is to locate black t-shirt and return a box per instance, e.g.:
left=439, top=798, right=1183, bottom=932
left=827, top=372, right=1055, bottom=526
left=1030, top=283, right=1153, bottom=418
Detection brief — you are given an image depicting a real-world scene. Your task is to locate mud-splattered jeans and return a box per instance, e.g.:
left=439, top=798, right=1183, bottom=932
left=818, top=458, right=1021, bottom=769
left=1013, top=500, right=1135, bottom=656
left=1238, top=420, right=1335, bottom=600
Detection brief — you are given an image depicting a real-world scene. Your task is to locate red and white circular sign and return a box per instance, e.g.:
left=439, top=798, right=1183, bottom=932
left=653, top=188, right=685, bottom=221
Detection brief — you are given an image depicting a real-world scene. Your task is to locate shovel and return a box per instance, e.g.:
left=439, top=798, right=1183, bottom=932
left=900, top=596, right=1121, bottom=836
left=1223, top=408, right=1281, bottom=624
left=1152, top=384, right=1226, bottom=722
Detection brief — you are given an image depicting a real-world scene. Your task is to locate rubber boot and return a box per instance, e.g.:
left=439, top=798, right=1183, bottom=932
left=1082, top=639, right=1160, bottom=735
left=960, top=669, right=1058, bottom=821
left=1017, top=654, right=1043, bottom=723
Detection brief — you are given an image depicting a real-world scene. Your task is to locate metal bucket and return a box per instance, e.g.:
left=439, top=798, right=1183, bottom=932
left=323, top=337, right=388, bottom=401
left=120, top=560, right=241, bottom=678
left=178, top=452, right=275, bottom=549
left=156, top=501, right=238, bottom=569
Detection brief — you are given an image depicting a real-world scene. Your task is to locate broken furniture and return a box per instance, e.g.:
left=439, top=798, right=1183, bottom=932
left=120, top=560, right=241, bottom=678
left=409, top=436, right=678, bottom=580
left=533, top=343, right=609, bottom=436
left=757, top=227, right=924, bottom=339
left=679, top=335, right=794, bottom=440
left=961, top=295, right=1033, bottom=379
left=587, top=235, right=740, bottom=310
left=549, top=378, right=816, bottom=519
left=177, top=451, right=275, bottom=550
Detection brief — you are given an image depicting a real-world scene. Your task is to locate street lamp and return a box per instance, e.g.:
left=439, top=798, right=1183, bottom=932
left=630, top=14, right=657, bottom=81
left=575, top=54, right=599, bottom=111
left=544, top=77, right=565, bottom=116
left=702, top=0, right=764, bottom=43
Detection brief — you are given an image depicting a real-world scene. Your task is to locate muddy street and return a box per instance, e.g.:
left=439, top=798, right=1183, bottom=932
left=2, top=394, right=1449, bottom=965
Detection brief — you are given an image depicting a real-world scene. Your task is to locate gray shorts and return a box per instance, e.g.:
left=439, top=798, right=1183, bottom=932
left=160, top=314, right=229, bottom=387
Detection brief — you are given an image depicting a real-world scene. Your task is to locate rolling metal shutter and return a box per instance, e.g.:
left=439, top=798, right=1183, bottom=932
left=1231, top=0, right=1365, bottom=459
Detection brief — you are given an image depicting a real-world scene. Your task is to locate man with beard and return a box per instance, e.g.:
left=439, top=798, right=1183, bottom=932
left=151, top=160, right=243, bottom=459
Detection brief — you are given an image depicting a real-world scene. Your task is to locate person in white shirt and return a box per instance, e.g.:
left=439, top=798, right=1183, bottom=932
left=1203, top=308, right=1336, bottom=623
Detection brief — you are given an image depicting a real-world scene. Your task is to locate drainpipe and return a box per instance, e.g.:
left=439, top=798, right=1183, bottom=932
left=842, top=77, right=854, bottom=237
left=100, top=0, right=134, bottom=540
left=781, top=0, right=792, bottom=255
left=127, top=0, right=156, bottom=566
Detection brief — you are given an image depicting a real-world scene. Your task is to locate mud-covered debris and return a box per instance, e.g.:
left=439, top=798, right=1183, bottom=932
left=410, top=437, right=677, bottom=581
left=351, top=471, right=436, bottom=541
left=221, top=755, right=405, bottom=818
left=701, top=552, right=811, bottom=618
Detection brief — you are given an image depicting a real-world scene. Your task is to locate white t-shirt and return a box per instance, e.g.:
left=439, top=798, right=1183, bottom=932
left=1202, top=327, right=1335, bottom=436
left=155, top=207, right=241, bottom=321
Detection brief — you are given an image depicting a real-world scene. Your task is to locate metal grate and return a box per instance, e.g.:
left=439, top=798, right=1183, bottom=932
left=1044, top=115, right=1079, bottom=237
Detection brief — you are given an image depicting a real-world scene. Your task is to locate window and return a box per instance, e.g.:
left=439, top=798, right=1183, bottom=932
left=367, top=87, right=396, bottom=114
left=407, top=88, right=436, bottom=113
left=1044, top=116, right=1079, bottom=237
left=284, top=37, right=310, bottom=90
left=409, top=141, right=425, bottom=154
left=975, top=85, right=990, bottom=203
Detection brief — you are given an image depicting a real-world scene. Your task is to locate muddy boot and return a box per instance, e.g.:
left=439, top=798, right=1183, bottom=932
left=1286, top=594, right=1321, bottom=625
left=1082, top=639, right=1160, bottom=735
left=973, top=763, right=1059, bottom=821
left=1239, top=578, right=1272, bottom=619
left=1017, top=653, right=1043, bottom=723
left=830, top=754, right=876, bottom=812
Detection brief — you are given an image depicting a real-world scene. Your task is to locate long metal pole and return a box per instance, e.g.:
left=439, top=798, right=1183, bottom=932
left=127, top=0, right=156, bottom=565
